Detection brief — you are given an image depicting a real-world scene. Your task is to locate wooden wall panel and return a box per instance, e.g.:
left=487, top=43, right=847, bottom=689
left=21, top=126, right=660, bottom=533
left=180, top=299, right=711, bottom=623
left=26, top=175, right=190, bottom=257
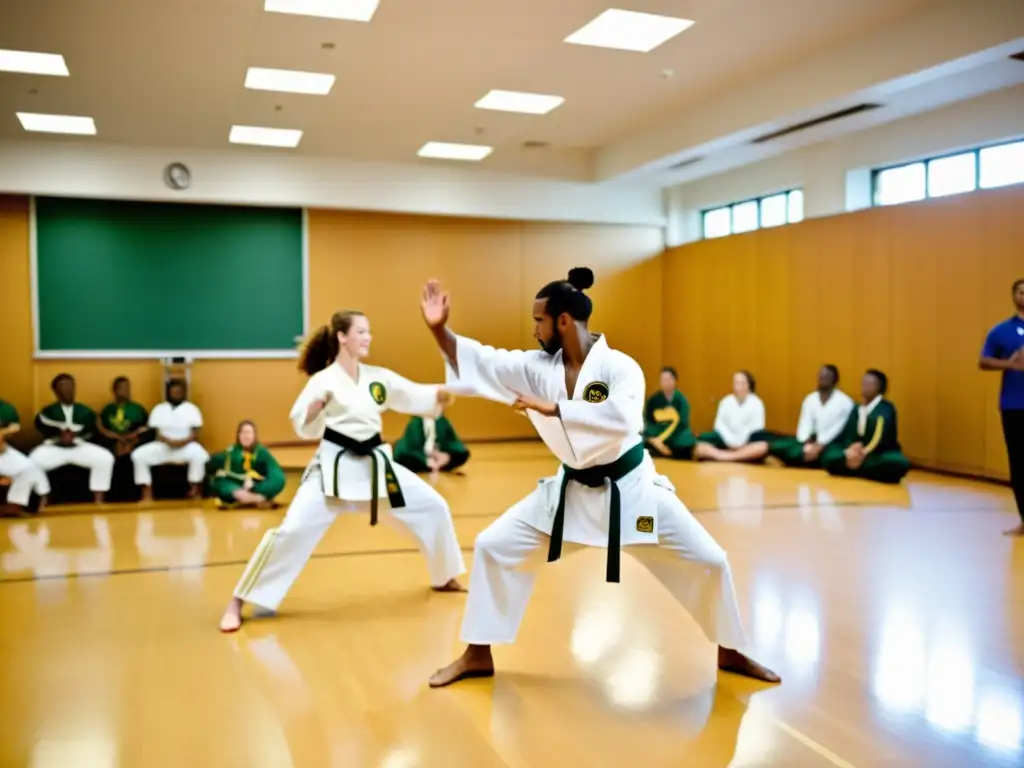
left=1, top=202, right=661, bottom=449
left=663, top=184, right=1024, bottom=481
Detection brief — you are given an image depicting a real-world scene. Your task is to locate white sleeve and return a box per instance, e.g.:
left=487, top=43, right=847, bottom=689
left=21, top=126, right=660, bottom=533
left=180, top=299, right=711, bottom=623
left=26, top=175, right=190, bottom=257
left=147, top=405, right=160, bottom=428
left=818, top=395, right=854, bottom=446
left=795, top=395, right=814, bottom=443
left=444, top=334, right=537, bottom=405
left=289, top=375, right=329, bottom=440
left=382, top=369, right=441, bottom=417
left=557, top=355, right=645, bottom=464
left=190, top=404, right=204, bottom=429
left=714, top=398, right=741, bottom=448
left=746, top=397, right=766, bottom=439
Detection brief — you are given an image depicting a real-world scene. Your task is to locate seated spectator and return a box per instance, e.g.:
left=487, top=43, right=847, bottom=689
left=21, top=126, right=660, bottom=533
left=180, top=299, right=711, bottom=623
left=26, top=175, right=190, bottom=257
left=643, top=366, right=696, bottom=460
left=694, top=371, right=770, bottom=463
left=97, top=376, right=150, bottom=458
left=208, top=420, right=285, bottom=508
left=393, top=405, right=470, bottom=479
left=0, top=397, right=49, bottom=513
left=131, top=378, right=209, bottom=500
left=30, top=374, right=114, bottom=504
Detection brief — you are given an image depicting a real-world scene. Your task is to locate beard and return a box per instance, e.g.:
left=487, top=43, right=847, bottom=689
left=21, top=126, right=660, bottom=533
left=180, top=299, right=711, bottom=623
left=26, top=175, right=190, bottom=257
left=538, top=327, right=563, bottom=356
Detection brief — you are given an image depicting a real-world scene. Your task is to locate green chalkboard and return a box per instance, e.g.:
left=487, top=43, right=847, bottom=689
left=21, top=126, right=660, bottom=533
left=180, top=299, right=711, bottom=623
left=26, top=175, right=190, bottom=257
left=34, top=197, right=304, bottom=356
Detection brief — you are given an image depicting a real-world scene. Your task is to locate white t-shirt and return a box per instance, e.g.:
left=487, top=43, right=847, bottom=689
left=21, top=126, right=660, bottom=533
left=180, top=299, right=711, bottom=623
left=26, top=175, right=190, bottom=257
left=148, top=401, right=203, bottom=441
left=713, top=393, right=766, bottom=448
left=795, top=389, right=855, bottom=445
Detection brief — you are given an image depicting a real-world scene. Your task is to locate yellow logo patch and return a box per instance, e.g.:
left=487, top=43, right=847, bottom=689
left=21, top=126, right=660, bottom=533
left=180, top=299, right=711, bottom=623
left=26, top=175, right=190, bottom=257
left=582, top=382, right=609, bottom=403
left=636, top=516, right=654, bottom=533
left=369, top=381, right=387, bottom=405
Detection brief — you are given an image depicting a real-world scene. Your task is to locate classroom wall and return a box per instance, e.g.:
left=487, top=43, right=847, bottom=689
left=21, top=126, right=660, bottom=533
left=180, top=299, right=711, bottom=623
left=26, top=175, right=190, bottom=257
left=0, top=197, right=664, bottom=450
left=662, top=183, right=1024, bottom=480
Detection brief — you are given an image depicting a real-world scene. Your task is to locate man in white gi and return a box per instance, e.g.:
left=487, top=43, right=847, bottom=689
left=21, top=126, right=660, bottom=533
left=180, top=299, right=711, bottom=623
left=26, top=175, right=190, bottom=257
left=766, top=365, right=855, bottom=467
left=131, top=378, right=209, bottom=500
left=30, top=373, right=115, bottom=504
left=0, top=397, right=50, bottom=512
left=421, top=268, right=780, bottom=687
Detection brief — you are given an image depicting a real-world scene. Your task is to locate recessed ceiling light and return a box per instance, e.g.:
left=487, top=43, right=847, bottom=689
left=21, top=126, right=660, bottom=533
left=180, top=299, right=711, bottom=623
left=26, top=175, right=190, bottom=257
left=229, top=125, right=303, bottom=148
left=0, top=49, right=69, bottom=76
left=263, top=0, right=378, bottom=22
left=418, top=142, right=493, bottom=161
left=17, top=112, right=95, bottom=135
left=245, top=67, right=336, bottom=95
left=564, top=9, right=695, bottom=53
left=474, top=90, right=565, bottom=115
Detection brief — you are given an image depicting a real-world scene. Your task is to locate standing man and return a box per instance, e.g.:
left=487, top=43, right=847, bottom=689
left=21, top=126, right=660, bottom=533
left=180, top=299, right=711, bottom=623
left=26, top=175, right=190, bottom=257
left=979, top=278, right=1024, bottom=536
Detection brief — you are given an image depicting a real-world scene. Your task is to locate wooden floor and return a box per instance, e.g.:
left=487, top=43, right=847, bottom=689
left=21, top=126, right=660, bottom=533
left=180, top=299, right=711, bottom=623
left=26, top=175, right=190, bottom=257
left=1, top=442, right=1022, bottom=768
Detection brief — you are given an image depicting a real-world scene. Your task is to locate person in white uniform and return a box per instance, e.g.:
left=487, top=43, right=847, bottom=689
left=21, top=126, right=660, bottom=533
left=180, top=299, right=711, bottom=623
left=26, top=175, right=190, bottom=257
left=218, top=309, right=467, bottom=633
left=694, top=371, right=770, bottom=463
left=131, top=379, right=209, bottom=500
left=765, top=365, right=855, bottom=467
left=421, top=269, right=780, bottom=688
left=30, top=373, right=115, bottom=504
left=0, top=398, right=50, bottom=513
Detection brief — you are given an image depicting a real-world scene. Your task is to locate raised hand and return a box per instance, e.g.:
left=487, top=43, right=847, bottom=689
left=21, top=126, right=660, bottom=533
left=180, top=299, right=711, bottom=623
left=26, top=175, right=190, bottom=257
left=421, top=280, right=451, bottom=329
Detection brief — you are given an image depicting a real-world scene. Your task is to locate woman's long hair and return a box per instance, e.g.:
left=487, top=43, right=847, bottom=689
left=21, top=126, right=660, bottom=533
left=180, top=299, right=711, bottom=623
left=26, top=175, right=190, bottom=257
left=298, top=310, right=365, bottom=376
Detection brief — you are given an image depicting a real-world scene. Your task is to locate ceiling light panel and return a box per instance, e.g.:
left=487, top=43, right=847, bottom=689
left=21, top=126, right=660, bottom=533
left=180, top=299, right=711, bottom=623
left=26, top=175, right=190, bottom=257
left=564, top=9, right=695, bottom=53
left=264, top=0, right=379, bottom=22
left=474, top=90, right=565, bottom=115
left=0, top=49, right=69, bottom=76
left=229, top=125, right=303, bottom=148
left=418, top=142, right=493, bottom=161
left=245, top=66, right=336, bottom=95
left=17, top=113, right=96, bottom=135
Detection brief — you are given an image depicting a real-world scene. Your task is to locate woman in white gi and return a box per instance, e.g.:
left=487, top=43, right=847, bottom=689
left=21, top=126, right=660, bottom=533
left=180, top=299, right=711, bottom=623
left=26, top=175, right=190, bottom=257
left=421, top=269, right=780, bottom=687
left=693, top=371, right=771, bottom=463
left=219, top=310, right=467, bottom=632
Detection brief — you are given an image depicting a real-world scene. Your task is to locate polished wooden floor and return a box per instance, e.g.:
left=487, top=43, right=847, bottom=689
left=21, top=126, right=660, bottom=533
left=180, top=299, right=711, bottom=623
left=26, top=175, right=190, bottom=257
left=1, top=442, right=1022, bottom=768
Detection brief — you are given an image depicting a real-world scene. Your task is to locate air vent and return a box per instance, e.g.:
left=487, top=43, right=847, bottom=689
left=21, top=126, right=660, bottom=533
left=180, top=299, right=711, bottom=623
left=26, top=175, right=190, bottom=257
left=522, top=140, right=550, bottom=149
left=751, top=103, right=883, bottom=144
left=667, top=156, right=702, bottom=170
left=1010, top=50, right=1024, bottom=63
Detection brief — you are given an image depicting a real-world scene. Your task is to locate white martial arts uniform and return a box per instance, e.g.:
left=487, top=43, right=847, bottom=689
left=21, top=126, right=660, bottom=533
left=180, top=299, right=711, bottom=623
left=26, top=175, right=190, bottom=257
left=443, top=333, right=747, bottom=649
left=0, top=445, right=50, bottom=507
left=795, top=389, right=855, bottom=445
left=30, top=403, right=114, bottom=493
left=712, top=394, right=766, bottom=448
left=231, top=362, right=466, bottom=612
left=131, top=401, right=210, bottom=485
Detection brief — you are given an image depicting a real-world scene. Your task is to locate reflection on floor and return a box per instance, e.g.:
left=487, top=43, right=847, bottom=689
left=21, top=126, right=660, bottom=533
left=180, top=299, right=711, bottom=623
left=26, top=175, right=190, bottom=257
left=1, top=442, right=1021, bottom=767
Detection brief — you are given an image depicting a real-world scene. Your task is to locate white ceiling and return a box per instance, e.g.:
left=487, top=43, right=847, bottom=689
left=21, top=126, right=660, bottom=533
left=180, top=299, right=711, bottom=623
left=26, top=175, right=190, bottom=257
left=0, top=0, right=1022, bottom=184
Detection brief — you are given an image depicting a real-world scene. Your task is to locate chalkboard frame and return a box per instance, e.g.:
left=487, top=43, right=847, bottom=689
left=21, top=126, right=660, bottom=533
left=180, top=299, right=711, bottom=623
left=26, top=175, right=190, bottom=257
left=29, top=196, right=309, bottom=360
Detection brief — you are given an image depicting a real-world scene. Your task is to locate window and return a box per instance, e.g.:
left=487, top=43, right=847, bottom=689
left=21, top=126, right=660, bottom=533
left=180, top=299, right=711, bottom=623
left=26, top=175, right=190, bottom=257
left=701, top=188, right=803, bottom=239
left=872, top=138, right=1024, bottom=207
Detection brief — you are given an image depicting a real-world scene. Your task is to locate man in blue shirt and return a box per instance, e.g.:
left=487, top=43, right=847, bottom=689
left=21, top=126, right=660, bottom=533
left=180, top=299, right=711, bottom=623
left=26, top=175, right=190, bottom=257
left=980, top=278, right=1024, bottom=536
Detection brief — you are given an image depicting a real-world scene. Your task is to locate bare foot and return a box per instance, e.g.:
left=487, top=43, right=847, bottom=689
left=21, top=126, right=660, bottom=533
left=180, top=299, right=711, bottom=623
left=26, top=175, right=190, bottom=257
left=1003, top=523, right=1024, bottom=537
left=429, top=645, right=494, bottom=688
left=718, top=647, right=781, bottom=683
left=93, top=492, right=106, bottom=505
left=432, top=578, right=467, bottom=593
left=140, top=486, right=153, bottom=503
left=219, top=598, right=244, bottom=633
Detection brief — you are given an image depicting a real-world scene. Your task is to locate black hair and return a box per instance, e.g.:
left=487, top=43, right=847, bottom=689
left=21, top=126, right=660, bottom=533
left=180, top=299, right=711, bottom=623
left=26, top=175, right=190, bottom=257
left=738, top=370, right=756, bottom=394
left=535, top=267, right=594, bottom=322
left=660, top=366, right=678, bottom=379
left=165, top=377, right=187, bottom=399
left=50, top=373, right=73, bottom=392
left=823, top=364, right=839, bottom=385
left=112, top=376, right=129, bottom=389
left=865, top=368, right=888, bottom=395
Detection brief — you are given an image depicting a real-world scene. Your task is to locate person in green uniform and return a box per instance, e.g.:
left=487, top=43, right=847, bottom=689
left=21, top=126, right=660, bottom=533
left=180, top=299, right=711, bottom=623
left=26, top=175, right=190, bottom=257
left=97, top=377, right=151, bottom=458
left=822, top=369, right=911, bottom=484
left=208, top=420, right=286, bottom=508
left=643, top=366, right=696, bottom=459
left=0, top=398, right=50, bottom=512
left=766, top=365, right=855, bottom=468
left=30, top=373, right=115, bottom=503
left=393, top=405, right=470, bottom=477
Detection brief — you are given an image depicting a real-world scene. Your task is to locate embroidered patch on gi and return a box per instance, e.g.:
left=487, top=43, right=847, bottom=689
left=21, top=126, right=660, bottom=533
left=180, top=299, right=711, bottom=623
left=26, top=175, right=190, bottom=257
left=582, top=381, right=609, bottom=403
left=368, top=381, right=387, bottom=405
left=636, top=516, right=654, bottom=533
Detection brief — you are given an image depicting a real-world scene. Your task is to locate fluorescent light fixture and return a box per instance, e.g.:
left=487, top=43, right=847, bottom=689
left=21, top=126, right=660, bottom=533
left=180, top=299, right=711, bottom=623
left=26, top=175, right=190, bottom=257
left=474, top=89, right=565, bottom=115
left=564, top=9, right=695, bottom=53
left=245, top=66, right=336, bottom=95
left=0, top=49, right=69, bottom=76
left=263, top=0, right=379, bottom=22
left=229, top=125, right=303, bottom=148
left=418, top=142, right=493, bottom=161
left=17, top=112, right=96, bottom=135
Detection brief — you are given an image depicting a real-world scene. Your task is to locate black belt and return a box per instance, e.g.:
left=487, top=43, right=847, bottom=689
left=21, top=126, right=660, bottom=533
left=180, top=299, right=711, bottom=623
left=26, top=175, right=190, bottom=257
left=547, top=442, right=646, bottom=583
left=322, top=428, right=405, bottom=525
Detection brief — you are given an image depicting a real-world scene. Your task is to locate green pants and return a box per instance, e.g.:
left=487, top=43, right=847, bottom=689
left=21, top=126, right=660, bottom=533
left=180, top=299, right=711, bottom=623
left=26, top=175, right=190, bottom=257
left=210, top=475, right=285, bottom=504
left=821, top=445, right=910, bottom=484
left=767, top=436, right=826, bottom=467
left=698, top=429, right=776, bottom=451
left=394, top=449, right=470, bottom=474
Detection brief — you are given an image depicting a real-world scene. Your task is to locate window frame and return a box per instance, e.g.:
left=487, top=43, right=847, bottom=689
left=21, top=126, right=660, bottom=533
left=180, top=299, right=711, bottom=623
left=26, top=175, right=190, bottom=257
left=700, top=188, right=803, bottom=240
left=870, top=136, right=1024, bottom=207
